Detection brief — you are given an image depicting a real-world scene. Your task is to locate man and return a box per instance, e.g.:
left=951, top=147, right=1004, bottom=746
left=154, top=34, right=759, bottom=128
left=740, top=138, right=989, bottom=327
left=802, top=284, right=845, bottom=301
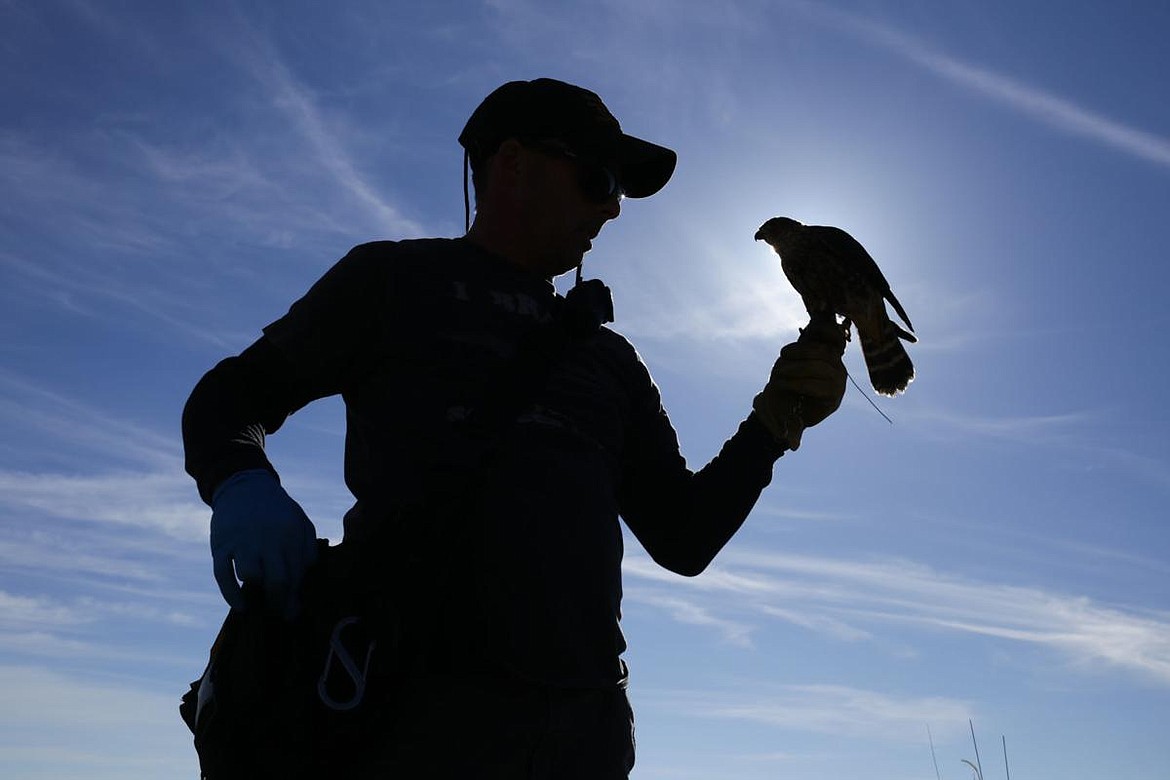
left=182, top=78, right=846, bottom=778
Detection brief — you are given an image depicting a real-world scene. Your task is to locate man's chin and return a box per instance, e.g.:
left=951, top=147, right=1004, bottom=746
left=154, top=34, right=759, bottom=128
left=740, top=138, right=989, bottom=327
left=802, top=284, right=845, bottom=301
left=547, top=249, right=587, bottom=278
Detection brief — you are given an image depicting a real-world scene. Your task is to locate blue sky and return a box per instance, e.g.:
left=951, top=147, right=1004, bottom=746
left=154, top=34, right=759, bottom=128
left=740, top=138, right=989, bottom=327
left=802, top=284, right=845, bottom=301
left=2, top=1, right=1169, bottom=778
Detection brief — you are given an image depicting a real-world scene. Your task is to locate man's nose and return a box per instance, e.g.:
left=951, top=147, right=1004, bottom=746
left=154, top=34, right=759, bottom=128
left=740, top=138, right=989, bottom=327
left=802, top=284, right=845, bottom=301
left=599, top=194, right=621, bottom=221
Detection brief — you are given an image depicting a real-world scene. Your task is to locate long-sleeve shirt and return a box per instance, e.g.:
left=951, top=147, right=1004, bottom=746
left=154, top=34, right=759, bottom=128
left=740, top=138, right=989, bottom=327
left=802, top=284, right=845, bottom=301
left=183, top=237, right=785, bottom=688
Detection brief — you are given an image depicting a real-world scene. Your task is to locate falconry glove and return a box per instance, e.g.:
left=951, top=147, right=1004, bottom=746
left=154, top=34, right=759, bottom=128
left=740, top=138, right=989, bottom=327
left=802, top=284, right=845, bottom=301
left=754, top=311, right=847, bottom=451
left=210, top=468, right=318, bottom=619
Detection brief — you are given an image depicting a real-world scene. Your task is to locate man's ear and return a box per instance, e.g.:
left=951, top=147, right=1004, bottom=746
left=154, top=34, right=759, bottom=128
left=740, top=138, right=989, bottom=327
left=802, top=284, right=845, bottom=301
left=492, top=137, right=525, bottom=187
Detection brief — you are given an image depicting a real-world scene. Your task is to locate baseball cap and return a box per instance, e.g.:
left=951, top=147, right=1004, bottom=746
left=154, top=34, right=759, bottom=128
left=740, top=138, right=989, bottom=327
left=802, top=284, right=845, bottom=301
left=458, top=78, right=677, bottom=199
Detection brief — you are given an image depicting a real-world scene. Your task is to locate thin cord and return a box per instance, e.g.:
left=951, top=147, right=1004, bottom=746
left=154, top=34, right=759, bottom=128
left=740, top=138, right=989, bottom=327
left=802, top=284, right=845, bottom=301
left=847, top=368, right=894, bottom=424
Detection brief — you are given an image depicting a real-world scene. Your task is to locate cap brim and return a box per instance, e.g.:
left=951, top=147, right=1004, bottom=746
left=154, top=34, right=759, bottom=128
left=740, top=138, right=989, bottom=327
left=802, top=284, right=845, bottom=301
left=612, top=135, right=676, bottom=198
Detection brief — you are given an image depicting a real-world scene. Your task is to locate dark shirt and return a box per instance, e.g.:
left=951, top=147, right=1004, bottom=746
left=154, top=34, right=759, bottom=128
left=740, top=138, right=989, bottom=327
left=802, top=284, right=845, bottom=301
left=183, top=237, right=785, bottom=688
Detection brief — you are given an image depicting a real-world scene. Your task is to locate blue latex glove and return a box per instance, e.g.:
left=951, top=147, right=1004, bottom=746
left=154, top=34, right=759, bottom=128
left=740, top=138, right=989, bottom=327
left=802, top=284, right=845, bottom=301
left=210, top=469, right=318, bottom=618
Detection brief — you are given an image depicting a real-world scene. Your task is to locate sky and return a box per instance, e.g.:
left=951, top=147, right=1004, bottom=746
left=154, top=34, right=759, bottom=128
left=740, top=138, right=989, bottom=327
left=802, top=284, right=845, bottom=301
left=2, top=0, right=1169, bottom=778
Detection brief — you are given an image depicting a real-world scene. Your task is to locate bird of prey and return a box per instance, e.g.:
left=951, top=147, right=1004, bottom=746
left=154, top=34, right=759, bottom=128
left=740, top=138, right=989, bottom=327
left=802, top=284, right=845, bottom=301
left=756, top=216, right=916, bottom=396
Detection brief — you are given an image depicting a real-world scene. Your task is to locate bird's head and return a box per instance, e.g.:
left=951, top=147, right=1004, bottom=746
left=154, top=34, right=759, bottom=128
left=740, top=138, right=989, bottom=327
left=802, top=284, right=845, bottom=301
left=754, top=216, right=802, bottom=246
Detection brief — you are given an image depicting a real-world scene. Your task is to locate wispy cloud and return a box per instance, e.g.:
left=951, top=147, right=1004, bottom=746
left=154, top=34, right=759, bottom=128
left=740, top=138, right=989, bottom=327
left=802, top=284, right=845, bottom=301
left=0, top=589, right=199, bottom=635
left=757, top=604, right=872, bottom=642
left=0, top=374, right=211, bottom=597
left=786, top=0, right=1170, bottom=169
left=642, top=683, right=970, bottom=743
left=2, top=249, right=243, bottom=349
left=0, top=665, right=170, bottom=727
left=0, top=579, right=214, bottom=669
left=0, top=133, right=287, bottom=347
left=906, top=405, right=1170, bottom=490
left=0, top=532, right=172, bottom=584
left=0, top=591, right=90, bottom=631
left=232, top=26, right=425, bottom=239
left=0, top=470, right=208, bottom=542
left=908, top=406, right=1090, bottom=445
left=627, top=590, right=756, bottom=648
left=0, top=369, right=180, bottom=468
left=0, top=664, right=191, bottom=778
left=0, top=133, right=172, bottom=255
left=750, top=504, right=857, bottom=524
left=625, top=549, right=1170, bottom=686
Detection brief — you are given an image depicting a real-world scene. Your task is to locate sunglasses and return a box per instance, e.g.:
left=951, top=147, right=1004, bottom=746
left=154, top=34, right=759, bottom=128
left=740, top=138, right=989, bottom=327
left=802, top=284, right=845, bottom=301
left=523, top=139, right=624, bottom=204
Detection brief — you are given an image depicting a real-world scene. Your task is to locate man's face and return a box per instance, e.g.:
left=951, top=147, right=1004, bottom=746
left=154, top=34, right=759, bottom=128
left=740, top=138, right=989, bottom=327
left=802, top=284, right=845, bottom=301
left=516, top=144, right=622, bottom=278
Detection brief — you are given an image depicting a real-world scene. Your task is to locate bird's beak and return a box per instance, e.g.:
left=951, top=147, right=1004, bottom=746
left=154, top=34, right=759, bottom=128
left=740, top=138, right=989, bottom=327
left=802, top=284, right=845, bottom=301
left=754, top=229, right=764, bottom=241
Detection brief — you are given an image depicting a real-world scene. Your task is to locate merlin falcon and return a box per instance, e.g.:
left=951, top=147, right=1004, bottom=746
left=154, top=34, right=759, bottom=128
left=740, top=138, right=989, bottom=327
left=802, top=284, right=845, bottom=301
left=756, top=216, right=916, bottom=396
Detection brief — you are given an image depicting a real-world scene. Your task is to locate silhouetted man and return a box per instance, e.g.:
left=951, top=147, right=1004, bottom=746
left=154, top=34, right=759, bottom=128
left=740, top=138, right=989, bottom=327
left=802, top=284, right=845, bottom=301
left=182, top=77, right=846, bottom=778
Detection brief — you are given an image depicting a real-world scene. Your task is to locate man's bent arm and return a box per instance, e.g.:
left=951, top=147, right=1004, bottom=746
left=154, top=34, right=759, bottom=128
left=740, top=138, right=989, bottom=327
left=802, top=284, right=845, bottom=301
left=182, top=337, right=312, bottom=504
left=620, top=405, right=786, bottom=578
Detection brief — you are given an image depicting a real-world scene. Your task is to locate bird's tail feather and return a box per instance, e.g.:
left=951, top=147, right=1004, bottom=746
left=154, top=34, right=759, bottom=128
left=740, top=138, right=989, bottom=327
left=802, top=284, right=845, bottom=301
left=860, top=319, right=915, bottom=396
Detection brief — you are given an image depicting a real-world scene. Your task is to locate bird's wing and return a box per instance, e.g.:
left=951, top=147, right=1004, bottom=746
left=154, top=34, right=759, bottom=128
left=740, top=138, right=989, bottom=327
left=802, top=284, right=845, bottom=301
left=812, top=225, right=914, bottom=333
left=883, top=288, right=915, bottom=335
left=811, top=226, right=889, bottom=286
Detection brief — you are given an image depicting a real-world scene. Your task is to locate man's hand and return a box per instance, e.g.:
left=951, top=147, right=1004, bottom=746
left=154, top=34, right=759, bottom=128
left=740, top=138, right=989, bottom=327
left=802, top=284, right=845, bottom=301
left=753, top=311, right=848, bottom=450
left=210, top=469, right=318, bottom=618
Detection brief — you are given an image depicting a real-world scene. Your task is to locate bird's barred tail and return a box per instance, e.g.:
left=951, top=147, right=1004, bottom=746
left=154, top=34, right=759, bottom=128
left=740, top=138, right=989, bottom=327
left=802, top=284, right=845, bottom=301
left=859, top=320, right=915, bottom=396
